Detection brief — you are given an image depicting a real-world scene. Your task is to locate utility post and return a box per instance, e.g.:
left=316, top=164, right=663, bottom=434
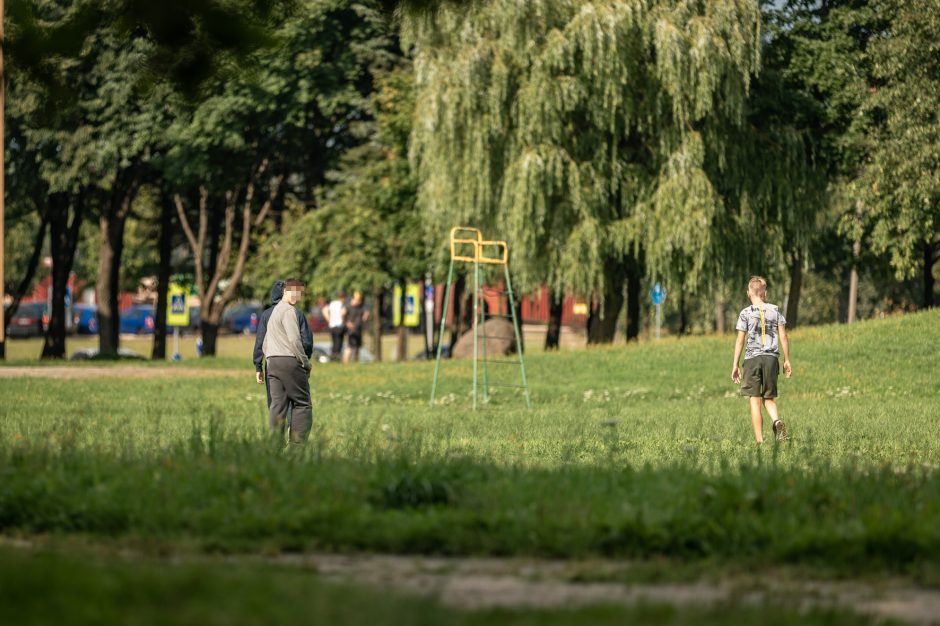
left=650, top=282, right=666, bottom=340
left=1, top=0, right=7, bottom=351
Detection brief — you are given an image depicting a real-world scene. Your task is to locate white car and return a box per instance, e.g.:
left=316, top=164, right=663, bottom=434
left=311, top=342, right=375, bottom=363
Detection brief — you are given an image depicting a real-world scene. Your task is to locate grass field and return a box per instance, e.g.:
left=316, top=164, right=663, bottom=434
left=0, top=330, right=433, bottom=363
left=1, top=309, right=938, bottom=624
left=0, top=321, right=581, bottom=363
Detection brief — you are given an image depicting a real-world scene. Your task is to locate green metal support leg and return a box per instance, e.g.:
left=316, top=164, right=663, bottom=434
left=472, top=259, right=479, bottom=410
left=480, top=266, right=490, bottom=403
left=430, top=260, right=455, bottom=405
left=431, top=230, right=530, bottom=411
left=504, top=265, right=531, bottom=408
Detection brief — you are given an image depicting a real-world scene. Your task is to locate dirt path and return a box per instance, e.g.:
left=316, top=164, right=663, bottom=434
left=268, top=553, right=940, bottom=624
left=2, top=536, right=938, bottom=624
left=0, top=366, right=244, bottom=379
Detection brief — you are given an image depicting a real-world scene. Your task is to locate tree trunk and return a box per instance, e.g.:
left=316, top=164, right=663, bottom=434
left=421, top=279, right=431, bottom=358
left=97, top=209, right=129, bottom=358
left=151, top=196, right=174, bottom=360
left=97, top=171, right=140, bottom=359
left=195, top=198, right=223, bottom=358
left=198, top=314, right=223, bottom=358
left=925, top=240, right=936, bottom=309
left=847, top=239, right=860, bottom=323
left=625, top=255, right=641, bottom=342
left=1, top=211, right=49, bottom=360
left=42, top=193, right=85, bottom=359
left=397, top=324, right=408, bottom=362
left=678, top=285, right=688, bottom=337
left=544, top=290, right=563, bottom=350
left=787, top=250, right=803, bottom=329
left=513, top=291, right=525, bottom=353
left=587, top=260, right=625, bottom=344
left=714, top=290, right=725, bottom=334
left=201, top=319, right=220, bottom=356
left=396, top=281, right=410, bottom=362
left=448, top=273, right=466, bottom=351
left=178, top=174, right=281, bottom=358
left=372, top=286, right=383, bottom=361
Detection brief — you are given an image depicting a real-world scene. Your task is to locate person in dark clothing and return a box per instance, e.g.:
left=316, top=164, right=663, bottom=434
left=261, top=278, right=313, bottom=443
left=343, top=291, right=370, bottom=363
left=253, top=280, right=313, bottom=432
left=323, top=291, right=347, bottom=360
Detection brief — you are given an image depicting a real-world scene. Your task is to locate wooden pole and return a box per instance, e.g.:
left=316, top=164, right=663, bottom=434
left=847, top=204, right=862, bottom=324
left=1, top=0, right=6, bottom=346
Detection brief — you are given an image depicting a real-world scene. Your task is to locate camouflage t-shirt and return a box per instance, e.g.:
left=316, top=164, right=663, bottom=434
left=736, top=303, right=786, bottom=360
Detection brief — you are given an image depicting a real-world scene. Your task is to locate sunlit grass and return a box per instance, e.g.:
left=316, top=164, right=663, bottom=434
left=0, top=310, right=938, bottom=575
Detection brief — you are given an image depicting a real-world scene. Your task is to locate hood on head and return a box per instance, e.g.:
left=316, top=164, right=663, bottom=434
left=270, top=280, right=285, bottom=305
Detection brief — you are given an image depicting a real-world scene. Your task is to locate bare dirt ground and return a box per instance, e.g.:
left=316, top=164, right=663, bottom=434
left=0, top=366, right=244, bottom=379
left=270, top=553, right=940, bottom=624
left=2, top=537, right=939, bottom=623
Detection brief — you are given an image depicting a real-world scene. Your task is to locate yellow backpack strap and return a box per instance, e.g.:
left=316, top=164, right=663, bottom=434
left=758, top=305, right=767, bottom=347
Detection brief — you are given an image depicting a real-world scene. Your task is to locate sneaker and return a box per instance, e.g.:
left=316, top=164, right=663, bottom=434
left=773, top=419, right=788, bottom=441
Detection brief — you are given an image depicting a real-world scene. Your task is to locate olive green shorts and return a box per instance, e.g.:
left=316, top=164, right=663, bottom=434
left=740, top=355, right=779, bottom=398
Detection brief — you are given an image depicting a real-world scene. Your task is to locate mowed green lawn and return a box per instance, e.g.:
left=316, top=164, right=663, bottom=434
left=0, top=310, right=938, bottom=625
left=3, top=310, right=937, bottom=468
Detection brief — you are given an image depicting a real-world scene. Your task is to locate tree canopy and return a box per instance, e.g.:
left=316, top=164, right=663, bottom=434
left=859, top=0, right=940, bottom=296
left=405, top=0, right=763, bottom=299
left=3, top=0, right=937, bottom=361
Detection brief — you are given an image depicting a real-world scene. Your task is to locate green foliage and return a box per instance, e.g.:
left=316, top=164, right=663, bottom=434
left=769, top=1, right=879, bottom=180
left=767, top=0, right=882, bottom=285
left=711, top=4, right=828, bottom=283
left=6, top=11, right=170, bottom=209
left=11, top=31, right=168, bottom=196
left=1, top=213, right=44, bottom=298
left=164, top=0, right=391, bottom=193
left=5, top=0, right=290, bottom=97
left=858, top=0, right=940, bottom=279
left=163, top=0, right=398, bottom=335
left=119, top=190, right=164, bottom=291
left=405, top=1, right=763, bottom=294
left=247, top=62, right=424, bottom=297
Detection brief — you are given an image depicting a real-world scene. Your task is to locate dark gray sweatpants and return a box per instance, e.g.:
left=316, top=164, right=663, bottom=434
left=266, top=356, right=312, bottom=443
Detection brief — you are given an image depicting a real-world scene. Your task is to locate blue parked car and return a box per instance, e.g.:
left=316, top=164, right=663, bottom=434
left=72, top=303, right=99, bottom=334
left=222, top=304, right=260, bottom=334
left=120, top=305, right=155, bottom=334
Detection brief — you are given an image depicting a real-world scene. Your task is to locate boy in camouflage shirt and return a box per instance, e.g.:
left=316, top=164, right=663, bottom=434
left=731, top=276, right=792, bottom=443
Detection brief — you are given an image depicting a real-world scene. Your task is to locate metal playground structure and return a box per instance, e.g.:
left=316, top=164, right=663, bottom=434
left=430, top=227, right=531, bottom=410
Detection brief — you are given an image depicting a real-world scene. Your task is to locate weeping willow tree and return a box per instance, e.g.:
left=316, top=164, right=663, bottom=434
left=405, top=0, right=764, bottom=341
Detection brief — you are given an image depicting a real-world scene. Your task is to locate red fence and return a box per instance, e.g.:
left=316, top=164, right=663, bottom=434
left=21, top=274, right=134, bottom=311
left=434, top=283, right=587, bottom=329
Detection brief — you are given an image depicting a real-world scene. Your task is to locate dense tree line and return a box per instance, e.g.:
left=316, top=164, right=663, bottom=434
left=2, top=0, right=937, bottom=360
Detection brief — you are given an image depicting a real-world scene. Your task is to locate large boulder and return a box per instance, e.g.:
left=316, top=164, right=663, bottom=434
left=452, top=318, right=517, bottom=359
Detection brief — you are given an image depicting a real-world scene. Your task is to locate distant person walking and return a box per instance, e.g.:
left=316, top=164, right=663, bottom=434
left=343, top=291, right=370, bottom=363
left=731, top=276, right=792, bottom=443
left=324, top=291, right=347, bottom=361
left=256, top=278, right=314, bottom=444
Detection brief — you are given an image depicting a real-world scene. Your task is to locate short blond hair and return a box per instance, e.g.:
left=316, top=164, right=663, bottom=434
left=747, top=276, right=768, bottom=299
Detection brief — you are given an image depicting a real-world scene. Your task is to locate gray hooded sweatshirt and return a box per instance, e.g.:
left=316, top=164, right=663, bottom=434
left=263, top=298, right=311, bottom=370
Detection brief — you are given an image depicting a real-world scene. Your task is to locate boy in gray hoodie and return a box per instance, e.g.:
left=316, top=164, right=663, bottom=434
left=257, top=278, right=313, bottom=443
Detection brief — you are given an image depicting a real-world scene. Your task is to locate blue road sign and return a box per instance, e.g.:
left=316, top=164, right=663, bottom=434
left=650, top=282, right=666, bottom=305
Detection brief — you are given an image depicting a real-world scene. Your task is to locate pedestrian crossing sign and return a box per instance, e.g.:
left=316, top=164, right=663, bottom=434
left=167, top=283, right=190, bottom=327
